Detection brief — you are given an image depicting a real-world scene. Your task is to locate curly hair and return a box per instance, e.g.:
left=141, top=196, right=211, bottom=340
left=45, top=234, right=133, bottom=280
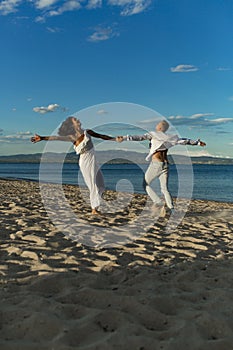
left=58, top=116, right=77, bottom=136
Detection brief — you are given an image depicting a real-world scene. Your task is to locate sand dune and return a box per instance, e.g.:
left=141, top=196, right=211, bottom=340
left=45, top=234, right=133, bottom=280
left=0, top=179, right=233, bottom=349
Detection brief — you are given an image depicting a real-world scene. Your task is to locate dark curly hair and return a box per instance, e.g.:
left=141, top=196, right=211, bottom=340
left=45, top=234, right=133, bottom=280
left=58, top=116, right=77, bottom=136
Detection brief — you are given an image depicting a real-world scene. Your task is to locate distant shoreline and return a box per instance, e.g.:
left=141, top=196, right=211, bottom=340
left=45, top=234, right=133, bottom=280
left=0, top=151, right=233, bottom=165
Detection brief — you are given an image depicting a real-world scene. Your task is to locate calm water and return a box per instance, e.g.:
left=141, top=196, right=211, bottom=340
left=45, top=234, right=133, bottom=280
left=0, top=162, right=232, bottom=203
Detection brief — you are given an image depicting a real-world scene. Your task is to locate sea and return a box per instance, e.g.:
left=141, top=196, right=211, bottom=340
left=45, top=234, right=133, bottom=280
left=0, top=162, right=232, bottom=203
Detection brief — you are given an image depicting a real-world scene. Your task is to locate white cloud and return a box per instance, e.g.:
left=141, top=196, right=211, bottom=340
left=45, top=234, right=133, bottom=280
left=34, top=0, right=59, bottom=10
left=167, top=114, right=233, bottom=127
left=170, top=64, right=199, bottom=73
left=138, top=117, right=159, bottom=124
left=88, top=26, right=119, bottom=42
left=0, top=131, right=33, bottom=143
left=86, top=0, right=102, bottom=9
left=0, top=0, right=21, bottom=15
left=35, top=15, right=45, bottom=23
left=17, top=131, right=32, bottom=135
left=190, top=113, right=214, bottom=119
left=139, top=113, right=233, bottom=129
left=215, top=130, right=232, bottom=134
left=0, top=0, right=151, bottom=17
left=47, top=0, right=81, bottom=17
left=212, top=118, right=233, bottom=123
left=108, top=0, right=152, bottom=16
left=46, top=26, right=61, bottom=33
left=97, top=109, right=108, bottom=114
left=217, top=67, right=231, bottom=71
left=0, top=0, right=151, bottom=25
left=33, top=103, right=60, bottom=114
left=34, top=0, right=81, bottom=21
left=168, top=113, right=213, bottom=122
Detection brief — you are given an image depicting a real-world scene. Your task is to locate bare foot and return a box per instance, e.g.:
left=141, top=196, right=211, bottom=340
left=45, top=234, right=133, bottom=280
left=159, top=205, right=167, bottom=217
left=160, top=206, right=174, bottom=218
left=151, top=203, right=163, bottom=216
left=91, top=209, right=101, bottom=215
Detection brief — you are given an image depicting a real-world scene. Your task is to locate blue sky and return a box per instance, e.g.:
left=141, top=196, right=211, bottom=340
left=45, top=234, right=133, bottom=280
left=0, top=0, right=233, bottom=157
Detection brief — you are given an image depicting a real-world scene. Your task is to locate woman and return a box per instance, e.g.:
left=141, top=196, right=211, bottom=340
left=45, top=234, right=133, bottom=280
left=31, top=116, right=116, bottom=215
left=117, top=120, right=206, bottom=214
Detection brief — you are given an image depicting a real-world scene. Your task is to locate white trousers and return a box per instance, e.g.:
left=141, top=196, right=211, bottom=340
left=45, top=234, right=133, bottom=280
left=79, top=149, right=105, bottom=209
left=144, top=161, right=174, bottom=209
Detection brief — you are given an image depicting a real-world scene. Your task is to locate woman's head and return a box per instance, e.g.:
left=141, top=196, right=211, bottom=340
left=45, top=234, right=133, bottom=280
left=156, top=120, right=169, bottom=132
left=58, top=117, right=82, bottom=136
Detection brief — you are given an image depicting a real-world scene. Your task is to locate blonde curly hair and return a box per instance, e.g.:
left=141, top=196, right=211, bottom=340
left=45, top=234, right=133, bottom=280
left=58, top=116, right=78, bottom=136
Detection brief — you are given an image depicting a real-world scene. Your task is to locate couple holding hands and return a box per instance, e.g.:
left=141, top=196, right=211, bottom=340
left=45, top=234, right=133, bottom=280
left=31, top=116, right=206, bottom=215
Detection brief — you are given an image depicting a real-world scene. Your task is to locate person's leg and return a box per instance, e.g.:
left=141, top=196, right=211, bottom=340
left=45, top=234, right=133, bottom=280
left=79, top=151, right=102, bottom=213
left=96, top=168, right=105, bottom=198
left=159, top=163, right=174, bottom=209
left=144, top=161, right=163, bottom=205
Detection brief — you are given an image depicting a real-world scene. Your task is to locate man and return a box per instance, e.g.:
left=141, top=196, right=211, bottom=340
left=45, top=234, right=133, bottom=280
left=117, top=120, right=206, bottom=215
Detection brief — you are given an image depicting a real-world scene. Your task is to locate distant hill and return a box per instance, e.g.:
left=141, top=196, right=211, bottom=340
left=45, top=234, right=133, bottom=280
left=0, top=151, right=232, bottom=165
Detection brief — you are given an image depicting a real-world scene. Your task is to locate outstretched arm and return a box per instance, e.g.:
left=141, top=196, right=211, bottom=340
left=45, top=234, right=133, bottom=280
left=87, top=129, right=116, bottom=141
left=177, top=138, right=206, bottom=146
left=116, top=133, right=152, bottom=142
left=31, top=134, right=72, bottom=143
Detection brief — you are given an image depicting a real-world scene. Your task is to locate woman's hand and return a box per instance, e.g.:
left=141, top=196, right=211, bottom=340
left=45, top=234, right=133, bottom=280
left=31, top=134, right=42, bottom=143
left=116, top=136, right=124, bottom=142
left=199, top=140, right=206, bottom=147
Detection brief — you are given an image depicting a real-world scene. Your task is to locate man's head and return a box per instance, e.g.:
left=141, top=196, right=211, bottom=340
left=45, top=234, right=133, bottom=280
left=156, top=120, right=169, bottom=132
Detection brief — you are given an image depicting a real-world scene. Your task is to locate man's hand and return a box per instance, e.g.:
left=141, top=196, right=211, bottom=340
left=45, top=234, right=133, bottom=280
left=31, top=134, right=42, bottom=143
left=199, top=140, right=206, bottom=147
left=116, top=136, right=124, bottom=143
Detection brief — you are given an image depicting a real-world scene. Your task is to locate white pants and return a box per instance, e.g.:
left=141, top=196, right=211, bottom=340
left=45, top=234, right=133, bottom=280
left=79, top=149, right=105, bottom=209
left=144, top=161, right=174, bottom=209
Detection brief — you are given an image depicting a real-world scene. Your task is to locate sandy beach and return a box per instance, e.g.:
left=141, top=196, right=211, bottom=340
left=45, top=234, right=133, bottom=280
left=0, top=178, right=233, bottom=350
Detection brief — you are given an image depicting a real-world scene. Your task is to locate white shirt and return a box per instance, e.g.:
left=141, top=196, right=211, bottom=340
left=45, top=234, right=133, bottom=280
left=123, top=131, right=200, bottom=161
